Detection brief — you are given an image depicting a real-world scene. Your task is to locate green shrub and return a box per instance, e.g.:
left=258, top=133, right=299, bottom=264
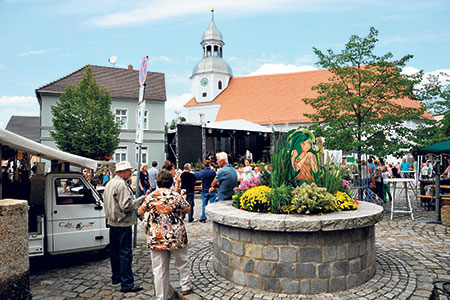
left=269, top=184, right=293, bottom=214
left=291, top=183, right=335, bottom=214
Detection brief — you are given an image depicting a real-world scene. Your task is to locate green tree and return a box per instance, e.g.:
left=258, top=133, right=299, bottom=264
left=303, top=27, right=424, bottom=172
left=51, top=66, right=120, bottom=160
left=414, top=72, right=450, bottom=148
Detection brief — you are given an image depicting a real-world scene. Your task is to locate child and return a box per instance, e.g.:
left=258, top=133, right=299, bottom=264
left=381, top=166, right=392, bottom=203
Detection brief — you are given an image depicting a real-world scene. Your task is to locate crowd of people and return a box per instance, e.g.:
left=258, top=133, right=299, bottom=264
left=102, top=151, right=247, bottom=299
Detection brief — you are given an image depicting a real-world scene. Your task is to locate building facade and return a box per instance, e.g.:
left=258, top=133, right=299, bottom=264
left=35, top=65, right=166, bottom=168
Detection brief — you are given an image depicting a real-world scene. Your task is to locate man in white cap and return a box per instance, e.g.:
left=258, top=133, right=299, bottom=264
left=104, top=161, right=147, bottom=293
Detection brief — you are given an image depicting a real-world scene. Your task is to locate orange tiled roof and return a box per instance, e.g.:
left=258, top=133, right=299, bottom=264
left=184, top=69, right=432, bottom=124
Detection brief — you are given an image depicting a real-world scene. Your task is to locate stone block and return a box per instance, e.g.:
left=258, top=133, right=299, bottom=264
left=263, top=246, right=279, bottom=261
left=264, top=278, right=280, bottom=292
left=280, top=247, right=297, bottom=263
left=318, top=263, right=330, bottom=278
left=357, top=271, right=366, bottom=285
left=246, top=275, right=262, bottom=289
left=245, top=244, right=264, bottom=259
left=222, top=238, right=231, bottom=253
left=253, top=231, right=269, bottom=244
left=296, top=263, right=316, bottom=278
left=337, top=245, right=347, bottom=260
left=290, top=232, right=307, bottom=246
left=359, top=240, right=367, bottom=255
left=219, top=251, right=229, bottom=265
left=271, top=232, right=288, bottom=245
left=222, top=226, right=230, bottom=237
left=332, top=261, right=349, bottom=276
left=323, top=230, right=341, bottom=245
left=281, top=279, right=299, bottom=293
left=441, top=206, right=450, bottom=226
left=347, top=274, right=357, bottom=289
left=311, top=278, right=328, bottom=293
left=360, top=254, right=367, bottom=270
left=232, top=242, right=244, bottom=256
left=307, top=233, right=325, bottom=245
left=243, top=259, right=255, bottom=272
left=233, top=271, right=245, bottom=286
left=229, top=227, right=240, bottom=240
left=350, top=258, right=361, bottom=274
left=348, top=243, right=359, bottom=259
left=273, top=263, right=295, bottom=278
left=256, top=262, right=271, bottom=276
left=229, top=256, right=241, bottom=269
left=330, top=276, right=346, bottom=292
left=223, top=266, right=232, bottom=281
left=299, top=247, right=321, bottom=263
left=240, top=229, right=252, bottom=242
left=323, top=246, right=337, bottom=262
left=300, top=279, right=310, bottom=294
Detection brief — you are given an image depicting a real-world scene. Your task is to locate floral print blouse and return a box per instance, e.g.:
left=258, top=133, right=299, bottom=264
left=138, top=189, right=190, bottom=250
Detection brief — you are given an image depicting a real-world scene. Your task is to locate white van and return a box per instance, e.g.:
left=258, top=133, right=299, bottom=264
left=27, top=171, right=109, bottom=256
left=0, top=127, right=110, bottom=256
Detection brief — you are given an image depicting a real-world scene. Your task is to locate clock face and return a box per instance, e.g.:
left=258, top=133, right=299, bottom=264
left=200, top=78, right=208, bottom=87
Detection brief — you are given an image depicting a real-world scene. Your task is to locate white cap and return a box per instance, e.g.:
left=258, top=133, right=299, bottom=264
left=116, top=161, right=132, bottom=172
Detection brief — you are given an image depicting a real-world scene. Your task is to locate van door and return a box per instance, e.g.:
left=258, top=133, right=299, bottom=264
left=49, top=175, right=106, bottom=254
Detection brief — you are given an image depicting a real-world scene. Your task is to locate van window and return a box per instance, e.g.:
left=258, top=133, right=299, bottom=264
left=54, top=178, right=95, bottom=205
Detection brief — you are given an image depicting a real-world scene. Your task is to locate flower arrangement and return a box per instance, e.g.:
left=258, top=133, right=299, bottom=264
left=289, top=183, right=335, bottom=214
left=239, top=185, right=272, bottom=213
left=232, top=177, right=261, bottom=208
left=331, top=191, right=359, bottom=212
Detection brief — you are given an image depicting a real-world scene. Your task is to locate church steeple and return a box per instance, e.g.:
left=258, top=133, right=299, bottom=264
left=191, top=9, right=232, bottom=104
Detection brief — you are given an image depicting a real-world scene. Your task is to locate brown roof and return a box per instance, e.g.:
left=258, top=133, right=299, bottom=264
left=184, top=69, right=432, bottom=124
left=36, top=65, right=166, bottom=102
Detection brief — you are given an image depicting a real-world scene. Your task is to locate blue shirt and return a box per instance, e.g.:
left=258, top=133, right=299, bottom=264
left=216, top=164, right=238, bottom=201
left=400, top=161, right=410, bottom=173
left=368, top=163, right=375, bottom=175
left=148, top=167, right=159, bottom=189
left=200, top=167, right=216, bottom=193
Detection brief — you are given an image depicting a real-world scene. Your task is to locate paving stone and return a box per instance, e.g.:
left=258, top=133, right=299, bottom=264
left=29, top=193, right=450, bottom=299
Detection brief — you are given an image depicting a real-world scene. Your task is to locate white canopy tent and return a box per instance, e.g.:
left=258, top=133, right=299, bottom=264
left=0, top=127, right=98, bottom=170
left=206, top=119, right=272, bottom=133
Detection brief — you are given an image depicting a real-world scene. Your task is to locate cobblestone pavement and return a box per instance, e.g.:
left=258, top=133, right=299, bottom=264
left=30, top=192, right=450, bottom=300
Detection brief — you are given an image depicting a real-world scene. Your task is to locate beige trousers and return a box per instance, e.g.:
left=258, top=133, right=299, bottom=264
left=150, top=247, right=191, bottom=300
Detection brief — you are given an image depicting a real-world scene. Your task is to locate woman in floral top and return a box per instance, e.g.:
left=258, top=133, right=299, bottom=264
left=138, top=170, right=192, bottom=299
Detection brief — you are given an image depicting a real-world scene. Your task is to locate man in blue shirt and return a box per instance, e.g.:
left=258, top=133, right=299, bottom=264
left=199, top=162, right=216, bottom=223
left=400, top=157, right=411, bottom=178
left=209, top=152, right=238, bottom=201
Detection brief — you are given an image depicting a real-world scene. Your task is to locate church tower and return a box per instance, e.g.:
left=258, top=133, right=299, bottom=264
left=191, top=9, right=232, bottom=103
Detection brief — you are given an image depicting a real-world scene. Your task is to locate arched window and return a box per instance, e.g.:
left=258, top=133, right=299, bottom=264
left=218, top=80, right=223, bottom=90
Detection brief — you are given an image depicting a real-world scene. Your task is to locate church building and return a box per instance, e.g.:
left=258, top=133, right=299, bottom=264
left=185, top=11, right=431, bottom=131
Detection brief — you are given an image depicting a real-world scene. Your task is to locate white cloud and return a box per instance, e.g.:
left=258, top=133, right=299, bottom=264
left=0, top=96, right=40, bottom=128
left=94, top=0, right=296, bottom=26
left=247, top=63, right=317, bottom=76
left=165, top=93, right=192, bottom=122
left=149, top=56, right=174, bottom=64
left=401, top=66, right=421, bottom=75
left=18, top=49, right=50, bottom=57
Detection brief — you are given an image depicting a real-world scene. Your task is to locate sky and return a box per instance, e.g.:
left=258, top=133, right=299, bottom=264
left=0, top=0, right=449, bottom=128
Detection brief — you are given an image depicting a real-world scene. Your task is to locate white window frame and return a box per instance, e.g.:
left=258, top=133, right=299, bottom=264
left=115, top=108, right=128, bottom=129
left=114, top=145, right=128, bottom=162
left=136, top=109, right=149, bottom=130
left=136, top=146, right=148, bottom=165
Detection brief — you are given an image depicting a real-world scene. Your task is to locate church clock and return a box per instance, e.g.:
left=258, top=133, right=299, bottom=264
left=200, top=77, right=209, bottom=87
